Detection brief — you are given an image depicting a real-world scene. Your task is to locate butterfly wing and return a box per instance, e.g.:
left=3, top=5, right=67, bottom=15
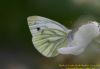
left=27, top=16, right=71, bottom=57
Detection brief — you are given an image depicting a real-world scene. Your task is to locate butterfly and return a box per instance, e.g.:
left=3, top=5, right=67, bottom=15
left=27, top=16, right=100, bottom=57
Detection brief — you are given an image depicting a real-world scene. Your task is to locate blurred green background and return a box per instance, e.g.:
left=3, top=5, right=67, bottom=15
left=0, top=0, right=100, bottom=69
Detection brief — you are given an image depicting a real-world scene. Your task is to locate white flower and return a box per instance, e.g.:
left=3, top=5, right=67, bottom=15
left=58, top=21, right=100, bottom=55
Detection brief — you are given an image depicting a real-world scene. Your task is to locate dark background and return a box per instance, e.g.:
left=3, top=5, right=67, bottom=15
left=0, top=0, right=100, bottom=69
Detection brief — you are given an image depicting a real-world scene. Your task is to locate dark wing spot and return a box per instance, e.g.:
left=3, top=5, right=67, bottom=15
left=37, top=27, right=40, bottom=31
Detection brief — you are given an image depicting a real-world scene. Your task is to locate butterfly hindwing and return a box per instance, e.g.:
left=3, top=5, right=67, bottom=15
left=33, top=28, right=67, bottom=57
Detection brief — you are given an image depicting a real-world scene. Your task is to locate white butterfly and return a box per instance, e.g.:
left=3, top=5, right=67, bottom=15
left=27, top=16, right=100, bottom=57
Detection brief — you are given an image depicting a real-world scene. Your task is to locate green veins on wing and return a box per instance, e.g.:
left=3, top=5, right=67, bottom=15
left=32, top=28, right=68, bottom=57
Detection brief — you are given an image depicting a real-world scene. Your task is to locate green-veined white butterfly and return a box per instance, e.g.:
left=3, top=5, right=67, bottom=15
left=27, top=16, right=100, bottom=57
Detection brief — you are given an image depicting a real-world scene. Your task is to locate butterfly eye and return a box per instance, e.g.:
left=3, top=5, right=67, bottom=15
left=37, top=27, right=40, bottom=31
